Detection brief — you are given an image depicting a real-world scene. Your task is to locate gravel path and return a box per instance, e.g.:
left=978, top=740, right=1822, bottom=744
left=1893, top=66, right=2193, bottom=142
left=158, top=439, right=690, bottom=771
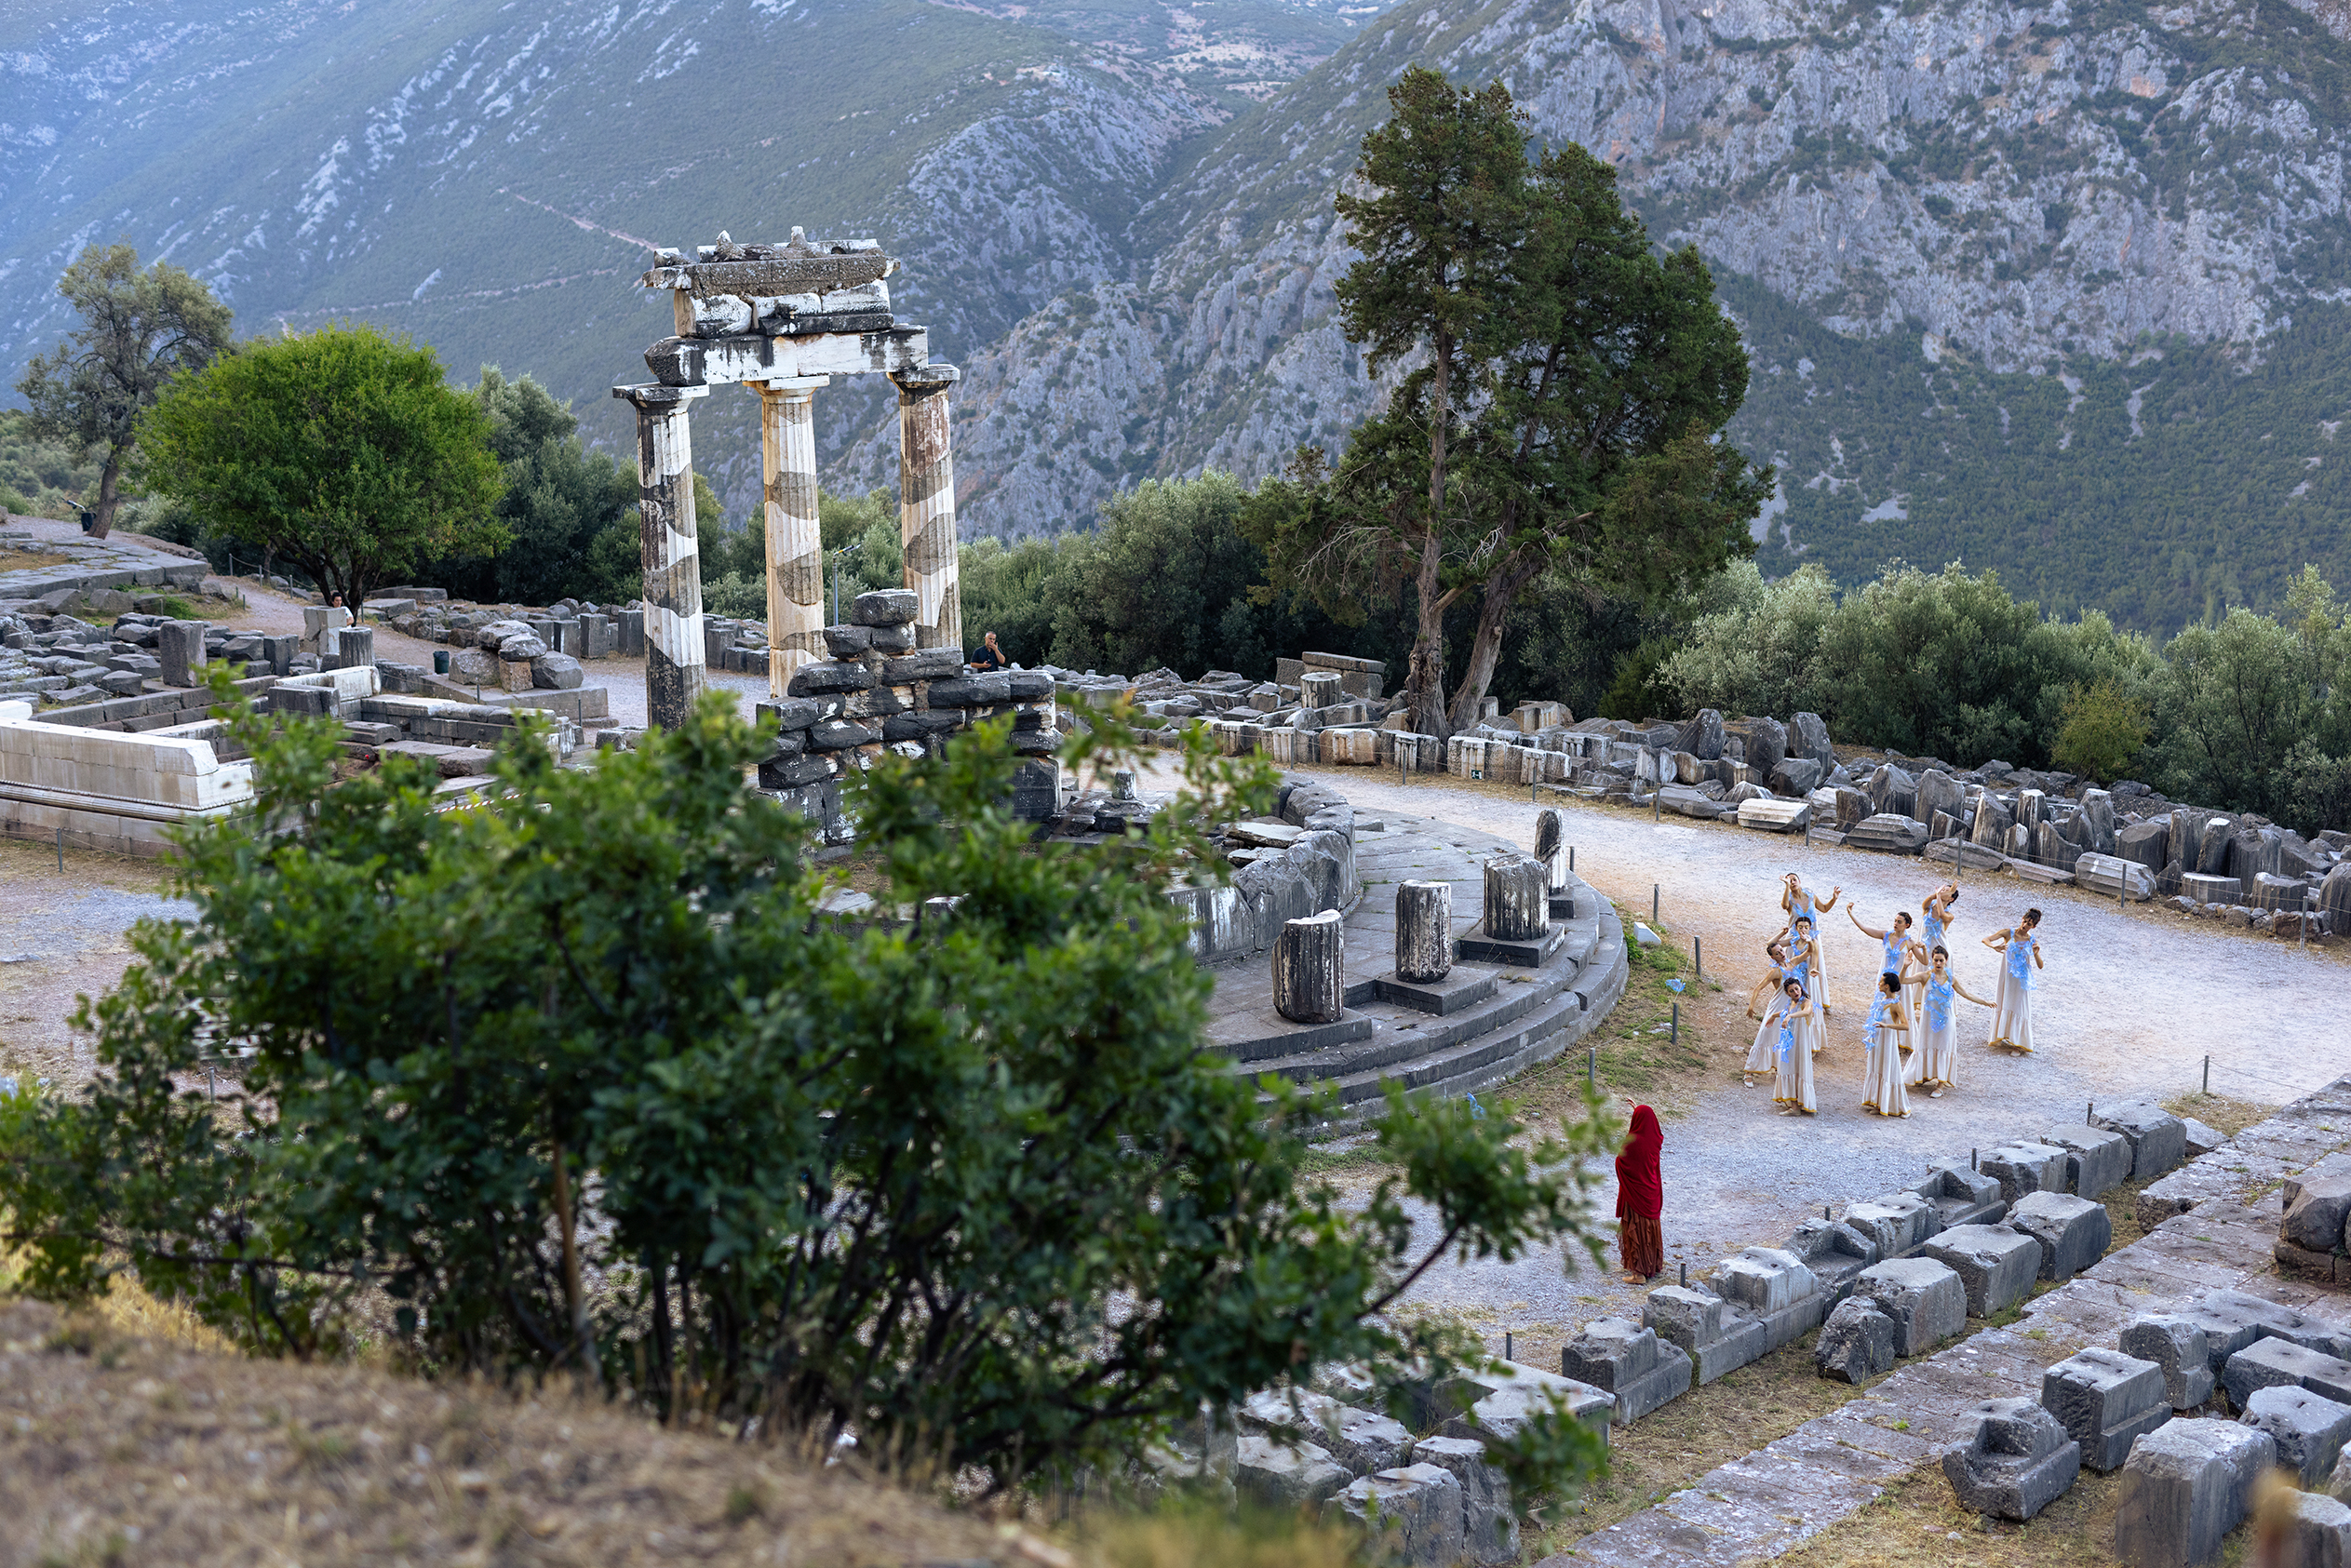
left=1137, top=754, right=2350, bottom=1359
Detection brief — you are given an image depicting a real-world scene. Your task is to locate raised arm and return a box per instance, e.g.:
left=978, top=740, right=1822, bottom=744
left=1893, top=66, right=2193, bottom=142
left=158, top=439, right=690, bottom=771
left=1847, top=905, right=1882, bottom=938
left=1815, top=885, right=1843, bottom=912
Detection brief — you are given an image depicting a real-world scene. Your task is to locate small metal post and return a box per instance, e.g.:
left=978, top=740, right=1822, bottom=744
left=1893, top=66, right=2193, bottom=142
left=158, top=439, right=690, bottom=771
left=1680, top=1262, right=1689, bottom=1289
left=1823, top=1205, right=1832, bottom=1221
left=2204, top=1054, right=2210, bottom=1094
left=1587, top=1047, right=1595, bottom=1090
left=1569, top=846, right=1576, bottom=873
left=1653, top=884, right=1660, bottom=924
left=1505, top=1331, right=1514, bottom=1363
left=2088, top=1100, right=2094, bottom=1125
left=1971, top=1147, right=1979, bottom=1171
left=1671, top=1001, right=1679, bottom=1044
left=55, top=826, right=63, bottom=872
left=1695, top=935, right=1702, bottom=980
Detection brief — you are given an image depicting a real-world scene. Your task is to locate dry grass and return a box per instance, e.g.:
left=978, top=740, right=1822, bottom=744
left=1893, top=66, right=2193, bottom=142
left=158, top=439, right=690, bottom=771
left=0, top=548, right=80, bottom=573
left=1524, top=1327, right=1876, bottom=1558
left=1767, top=1454, right=2263, bottom=1568
left=0, top=1296, right=1020, bottom=1568
left=2163, top=1092, right=2276, bottom=1142
left=1068, top=1506, right=1357, bottom=1568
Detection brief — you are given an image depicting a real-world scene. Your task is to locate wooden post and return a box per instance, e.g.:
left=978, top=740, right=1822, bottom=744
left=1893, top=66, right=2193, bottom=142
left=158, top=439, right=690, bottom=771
left=1273, top=910, right=1346, bottom=1025
left=1484, top=854, right=1547, bottom=942
left=1396, top=880, right=1453, bottom=984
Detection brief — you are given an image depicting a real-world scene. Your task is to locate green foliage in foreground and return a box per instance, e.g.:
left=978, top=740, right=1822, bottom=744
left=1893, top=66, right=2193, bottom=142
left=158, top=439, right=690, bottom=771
left=0, top=678, right=1617, bottom=1501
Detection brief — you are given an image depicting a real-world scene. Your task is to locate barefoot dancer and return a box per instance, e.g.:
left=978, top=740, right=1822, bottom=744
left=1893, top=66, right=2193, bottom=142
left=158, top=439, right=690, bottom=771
left=1984, top=908, right=2046, bottom=1052
left=1773, top=977, right=1820, bottom=1115
left=1780, top=873, right=1842, bottom=1017
left=1743, top=939, right=1793, bottom=1082
left=1860, top=970, right=1914, bottom=1117
left=1847, top=905, right=1915, bottom=1000
left=1913, top=944, right=1993, bottom=1095
left=1616, top=1103, right=1665, bottom=1284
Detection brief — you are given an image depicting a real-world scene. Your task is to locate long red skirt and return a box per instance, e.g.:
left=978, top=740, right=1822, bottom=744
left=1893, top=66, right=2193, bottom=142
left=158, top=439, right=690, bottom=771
left=1619, top=1213, right=1664, bottom=1280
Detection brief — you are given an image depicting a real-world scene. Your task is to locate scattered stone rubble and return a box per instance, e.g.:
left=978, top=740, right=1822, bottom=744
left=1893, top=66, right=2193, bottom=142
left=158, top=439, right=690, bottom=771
left=1565, top=706, right=2351, bottom=944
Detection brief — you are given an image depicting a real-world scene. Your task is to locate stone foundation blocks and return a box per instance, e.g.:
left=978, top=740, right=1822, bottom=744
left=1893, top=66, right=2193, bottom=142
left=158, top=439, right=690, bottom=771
left=1716, top=1246, right=1826, bottom=1353
left=2008, top=1190, right=2114, bottom=1281
left=1941, top=1397, right=2082, bottom=1521
left=1855, top=1256, right=1967, bottom=1356
left=1239, top=1388, right=1414, bottom=1475
left=1411, top=1435, right=1519, bottom=1565
left=2042, top=1347, right=2172, bottom=1471
left=1914, top=1162, right=2007, bottom=1229
left=1559, top=1319, right=1692, bottom=1426
left=2240, top=1385, right=2351, bottom=1487
left=1922, top=1223, right=2042, bottom=1317
left=1326, top=1464, right=1466, bottom=1566
left=2040, top=1126, right=2134, bottom=1202
left=2282, top=1174, right=2351, bottom=1256
left=2224, top=1339, right=2351, bottom=1412
left=1784, top=1215, right=1880, bottom=1304
left=2121, top=1315, right=2219, bottom=1411
left=1845, top=1192, right=1941, bottom=1259
left=1236, top=1432, right=1350, bottom=1508
left=1815, top=1295, right=1897, bottom=1384
left=2280, top=1492, right=2351, bottom=1568
left=1978, top=1142, right=2071, bottom=1203
left=2094, top=1102, right=2190, bottom=1181
left=1643, top=1285, right=1767, bottom=1386
left=2115, top=1418, right=2274, bottom=1568
left=1432, top=1363, right=1613, bottom=1444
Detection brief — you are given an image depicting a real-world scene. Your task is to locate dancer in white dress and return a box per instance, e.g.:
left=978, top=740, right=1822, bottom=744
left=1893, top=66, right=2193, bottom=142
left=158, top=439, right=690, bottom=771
left=1912, top=944, right=1993, bottom=1095
left=1743, top=940, right=1793, bottom=1082
left=1784, top=918, right=1826, bottom=1054
left=1780, top=874, right=1843, bottom=1018
left=1983, top=908, right=2046, bottom=1052
left=1847, top=905, right=1916, bottom=1012
left=1771, top=976, right=1819, bottom=1116
left=1859, top=970, right=1914, bottom=1117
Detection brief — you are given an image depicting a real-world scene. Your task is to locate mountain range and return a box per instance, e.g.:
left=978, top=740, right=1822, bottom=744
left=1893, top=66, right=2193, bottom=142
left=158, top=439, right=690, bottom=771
left=3, top=0, right=2347, bottom=631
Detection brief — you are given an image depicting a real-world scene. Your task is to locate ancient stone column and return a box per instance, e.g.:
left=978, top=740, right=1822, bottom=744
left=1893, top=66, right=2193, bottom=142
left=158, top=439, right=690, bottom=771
left=612, top=382, right=710, bottom=730
left=891, top=364, right=962, bottom=652
left=157, top=620, right=205, bottom=688
left=1274, top=909, right=1346, bottom=1025
left=1395, top=880, right=1452, bottom=984
left=1535, top=809, right=1565, bottom=891
left=1484, top=853, right=1548, bottom=942
left=754, top=376, right=828, bottom=696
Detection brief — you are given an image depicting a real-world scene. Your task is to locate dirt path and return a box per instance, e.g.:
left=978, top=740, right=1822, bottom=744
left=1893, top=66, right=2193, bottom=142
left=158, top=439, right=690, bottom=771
left=0, top=836, right=184, bottom=1085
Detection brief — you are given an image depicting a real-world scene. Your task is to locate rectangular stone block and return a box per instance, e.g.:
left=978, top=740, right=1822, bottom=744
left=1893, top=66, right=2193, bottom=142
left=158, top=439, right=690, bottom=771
left=2043, top=1347, right=2172, bottom=1471
left=1410, top=1434, right=1518, bottom=1563
left=2008, top=1190, right=2113, bottom=1282
left=1914, top=1162, right=2008, bottom=1229
left=1856, top=1257, right=1968, bottom=1356
left=2094, top=1102, right=2190, bottom=1180
left=1326, top=1465, right=1466, bottom=1567
left=1783, top=1216, right=1880, bottom=1306
left=1430, top=1361, right=1613, bottom=1443
left=2241, top=1385, right=2351, bottom=1487
left=1922, top=1223, right=2043, bottom=1317
left=2194, top=1291, right=2351, bottom=1365
left=1942, top=1398, right=2082, bottom=1521
left=1846, top=1192, right=1942, bottom=1258
left=2123, top=1316, right=2218, bottom=1411
left=2224, top=1338, right=2351, bottom=1412
left=2115, top=1418, right=2274, bottom=1568
left=1559, top=1320, right=1694, bottom=1426
left=1642, top=1285, right=1769, bottom=1385
left=2039, top=1126, right=2133, bottom=1202
left=1979, top=1142, right=2072, bottom=1202
left=1715, top=1245, right=1826, bottom=1352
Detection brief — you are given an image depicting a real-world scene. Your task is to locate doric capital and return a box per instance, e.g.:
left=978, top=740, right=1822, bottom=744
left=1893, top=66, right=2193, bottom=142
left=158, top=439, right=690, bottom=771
left=611, top=382, right=710, bottom=410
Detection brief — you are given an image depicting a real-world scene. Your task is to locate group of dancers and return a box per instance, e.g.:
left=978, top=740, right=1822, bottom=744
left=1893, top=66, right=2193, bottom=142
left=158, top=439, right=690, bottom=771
left=1741, top=872, right=2049, bottom=1118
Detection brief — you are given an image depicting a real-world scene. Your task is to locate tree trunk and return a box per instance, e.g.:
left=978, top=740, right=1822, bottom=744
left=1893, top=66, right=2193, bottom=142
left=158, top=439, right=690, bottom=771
left=1412, top=338, right=1453, bottom=741
left=1445, top=555, right=1545, bottom=732
left=90, top=449, right=123, bottom=540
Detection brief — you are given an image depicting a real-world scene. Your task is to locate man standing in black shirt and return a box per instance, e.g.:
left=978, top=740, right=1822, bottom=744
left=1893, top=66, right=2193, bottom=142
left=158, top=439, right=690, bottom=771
left=969, top=631, right=1008, bottom=672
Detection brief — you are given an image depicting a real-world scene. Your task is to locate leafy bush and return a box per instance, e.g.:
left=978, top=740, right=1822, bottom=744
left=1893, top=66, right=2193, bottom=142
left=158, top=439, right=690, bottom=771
left=2050, top=677, right=2151, bottom=783
left=0, top=677, right=1619, bottom=1500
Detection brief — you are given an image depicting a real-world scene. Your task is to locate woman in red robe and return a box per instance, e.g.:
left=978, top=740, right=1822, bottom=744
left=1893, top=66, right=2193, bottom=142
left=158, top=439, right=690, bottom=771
left=1616, top=1103, right=1665, bottom=1283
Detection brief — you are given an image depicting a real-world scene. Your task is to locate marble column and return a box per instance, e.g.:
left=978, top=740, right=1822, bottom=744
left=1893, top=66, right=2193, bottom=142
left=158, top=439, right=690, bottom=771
left=890, top=364, right=962, bottom=653
left=753, top=375, right=828, bottom=696
left=612, top=382, right=709, bottom=730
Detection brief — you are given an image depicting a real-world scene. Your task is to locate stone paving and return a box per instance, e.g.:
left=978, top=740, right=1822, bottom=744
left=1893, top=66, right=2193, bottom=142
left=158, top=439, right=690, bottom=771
left=1539, top=1076, right=2351, bottom=1565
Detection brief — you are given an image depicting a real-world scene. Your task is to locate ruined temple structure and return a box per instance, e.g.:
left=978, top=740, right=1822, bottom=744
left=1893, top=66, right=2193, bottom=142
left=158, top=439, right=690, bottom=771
left=613, top=229, right=961, bottom=729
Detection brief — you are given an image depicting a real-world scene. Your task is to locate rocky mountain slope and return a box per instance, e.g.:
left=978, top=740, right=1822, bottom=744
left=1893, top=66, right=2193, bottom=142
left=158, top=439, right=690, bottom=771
left=944, top=0, right=2351, bottom=627
left=5, top=0, right=2348, bottom=628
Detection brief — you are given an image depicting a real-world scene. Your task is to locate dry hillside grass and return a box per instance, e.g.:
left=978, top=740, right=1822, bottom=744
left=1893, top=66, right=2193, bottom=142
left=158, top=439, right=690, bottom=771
left=0, top=1296, right=1024, bottom=1568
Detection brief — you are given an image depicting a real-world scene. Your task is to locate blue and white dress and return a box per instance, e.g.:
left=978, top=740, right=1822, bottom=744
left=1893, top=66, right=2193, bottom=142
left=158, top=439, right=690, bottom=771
left=1989, top=929, right=2037, bottom=1052
left=1773, top=1006, right=1818, bottom=1114
left=1787, top=889, right=1831, bottom=1012
left=1861, top=993, right=1911, bottom=1117
left=1747, top=972, right=1789, bottom=1074
left=1916, top=972, right=1963, bottom=1088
